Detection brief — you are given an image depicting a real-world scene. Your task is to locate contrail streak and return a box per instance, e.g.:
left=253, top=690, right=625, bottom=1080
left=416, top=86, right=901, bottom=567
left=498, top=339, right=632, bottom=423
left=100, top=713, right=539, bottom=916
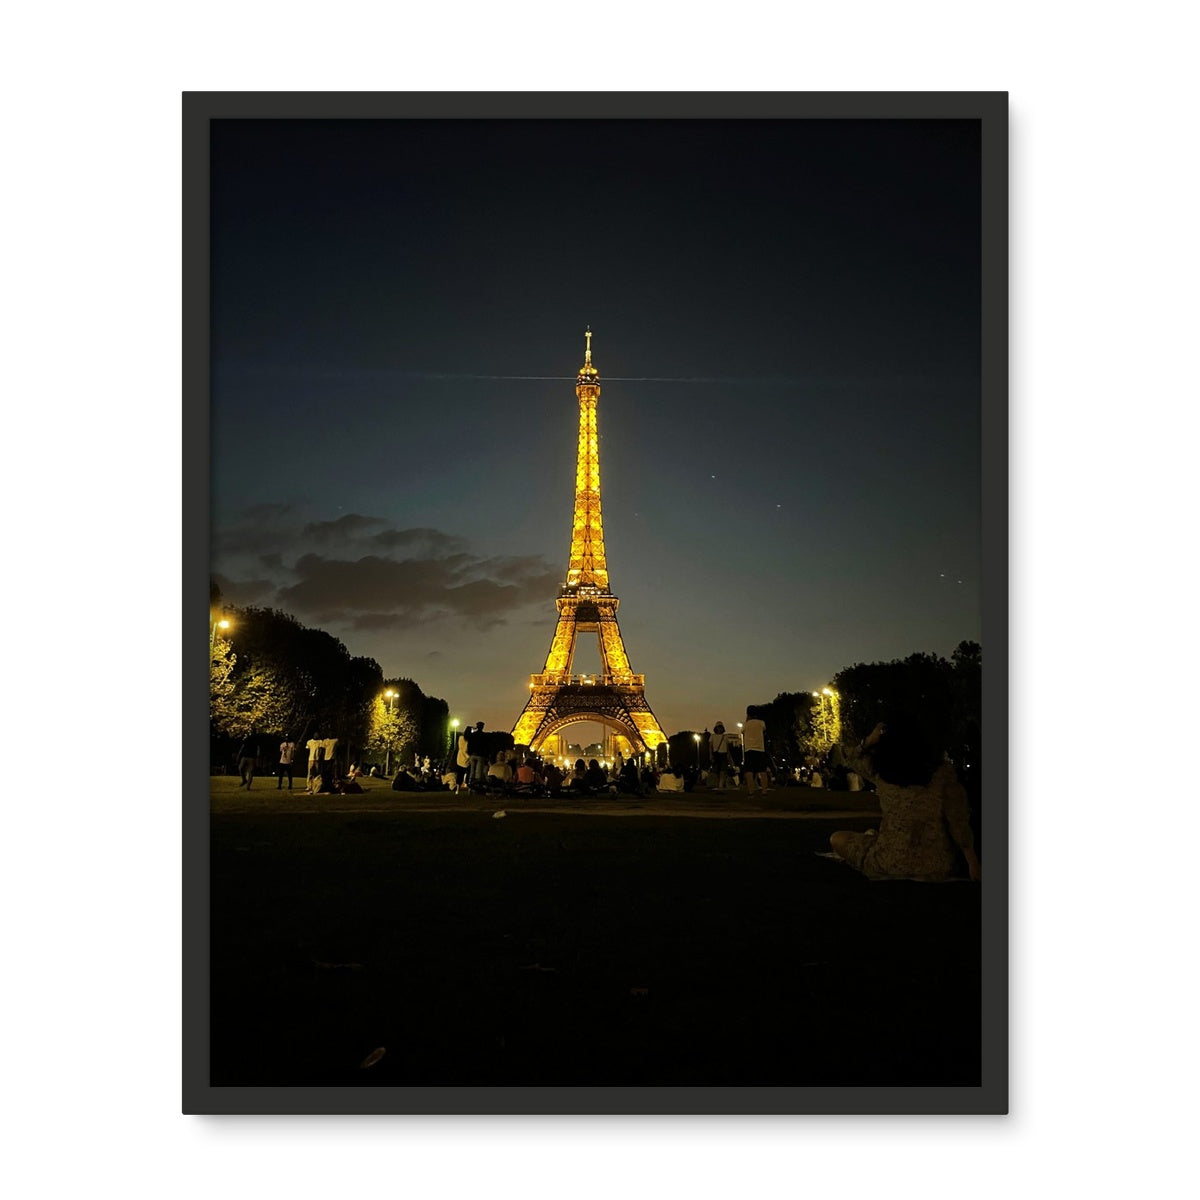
left=418, top=373, right=788, bottom=384
left=219, top=364, right=797, bottom=385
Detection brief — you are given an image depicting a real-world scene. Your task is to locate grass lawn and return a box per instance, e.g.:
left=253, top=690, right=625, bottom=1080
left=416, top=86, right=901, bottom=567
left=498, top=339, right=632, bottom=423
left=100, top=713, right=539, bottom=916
left=208, top=776, right=982, bottom=1089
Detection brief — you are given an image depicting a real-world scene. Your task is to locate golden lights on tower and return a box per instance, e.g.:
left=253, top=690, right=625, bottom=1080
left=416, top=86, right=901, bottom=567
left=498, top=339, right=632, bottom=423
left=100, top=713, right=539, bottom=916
left=511, top=331, right=665, bottom=755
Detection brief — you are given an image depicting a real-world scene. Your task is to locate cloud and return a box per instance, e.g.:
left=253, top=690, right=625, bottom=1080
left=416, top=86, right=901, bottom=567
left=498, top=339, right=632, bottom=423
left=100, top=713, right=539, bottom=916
left=276, top=553, right=558, bottom=628
left=211, top=574, right=277, bottom=604
left=239, top=502, right=297, bottom=522
left=212, top=509, right=559, bottom=633
left=302, top=514, right=389, bottom=541
left=370, top=527, right=466, bottom=555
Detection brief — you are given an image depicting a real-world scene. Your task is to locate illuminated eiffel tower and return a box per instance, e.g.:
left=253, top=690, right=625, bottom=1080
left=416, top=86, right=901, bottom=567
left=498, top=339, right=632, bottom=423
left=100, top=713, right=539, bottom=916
left=512, top=330, right=667, bottom=759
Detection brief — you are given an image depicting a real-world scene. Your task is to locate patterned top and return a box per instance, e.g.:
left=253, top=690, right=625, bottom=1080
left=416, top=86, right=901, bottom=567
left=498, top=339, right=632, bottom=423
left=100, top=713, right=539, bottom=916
left=836, top=746, right=976, bottom=881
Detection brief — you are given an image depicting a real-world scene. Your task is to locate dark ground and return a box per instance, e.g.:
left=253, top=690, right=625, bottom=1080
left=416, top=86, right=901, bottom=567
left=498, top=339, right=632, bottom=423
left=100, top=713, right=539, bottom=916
left=209, top=780, right=981, bottom=1088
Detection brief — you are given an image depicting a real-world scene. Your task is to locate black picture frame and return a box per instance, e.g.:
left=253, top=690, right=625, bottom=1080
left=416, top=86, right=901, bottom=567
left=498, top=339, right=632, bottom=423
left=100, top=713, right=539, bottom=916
left=184, top=90, right=1007, bottom=1116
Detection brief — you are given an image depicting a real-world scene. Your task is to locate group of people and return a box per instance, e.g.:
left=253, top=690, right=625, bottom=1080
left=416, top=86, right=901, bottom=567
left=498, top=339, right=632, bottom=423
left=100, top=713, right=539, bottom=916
left=449, top=742, right=650, bottom=799
left=234, top=735, right=299, bottom=790
left=233, top=733, right=371, bottom=795
left=233, top=702, right=981, bottom=882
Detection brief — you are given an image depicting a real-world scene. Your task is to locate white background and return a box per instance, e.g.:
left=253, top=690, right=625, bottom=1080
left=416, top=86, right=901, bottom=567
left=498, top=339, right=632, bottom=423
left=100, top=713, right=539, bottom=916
left=4, top=3, right=1196, bottom=1196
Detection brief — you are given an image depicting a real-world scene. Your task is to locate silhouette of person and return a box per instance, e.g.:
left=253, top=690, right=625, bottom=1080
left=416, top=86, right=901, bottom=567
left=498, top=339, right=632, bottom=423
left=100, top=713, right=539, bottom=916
left=237, top=734, right=259, bottom=789
left=465, top=721, right=488, bottom=784
left=741, top=706, right=770, bottom=795
left=828, top=719, right=981, bottom=882
left=710, top=721, right=732, bottom=789
left=277, top=738, right=296, bottom=790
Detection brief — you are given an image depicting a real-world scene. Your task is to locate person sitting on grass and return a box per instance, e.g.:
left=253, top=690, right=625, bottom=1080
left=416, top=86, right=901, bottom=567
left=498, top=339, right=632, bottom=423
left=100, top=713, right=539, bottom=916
left=617, top=759, right=644, bottom=796
left=827, top=718, right=981, bottom=882
left=487, top=752, right=514, bottom=786
left=582, top=758, right=610, bottom=793
left=656, top=764, right=684, bottom=793
left=565, top=759, right=588, bottom=792
left=309, top=764, right=339, bottom=794
left=512, top=758, right=545, bottom=797
left=390, top=766, right=423, bottom=791
left=542, top=761, right=565, bottom=794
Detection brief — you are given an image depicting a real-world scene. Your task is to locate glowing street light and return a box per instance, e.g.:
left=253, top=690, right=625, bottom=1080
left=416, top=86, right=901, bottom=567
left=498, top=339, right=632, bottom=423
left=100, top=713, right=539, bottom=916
left=693, top=732, right=701, bottom=769
left=383, top=689, right=398, bottom=776
left=449, top=717, right=460, bottom=759
left=209, top=615, right=230, bottom=653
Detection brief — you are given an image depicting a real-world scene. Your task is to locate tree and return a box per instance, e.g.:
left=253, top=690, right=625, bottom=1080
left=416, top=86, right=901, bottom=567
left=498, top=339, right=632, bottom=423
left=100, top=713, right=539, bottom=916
left=210, top=606, right=384, bottom=768
left=745, top=692, right=817, bottom=768
left=667, top=730, right=706, bottom=770
left=366, top=693, right=413, bottom=772
left=210, top=635, right=237, bottom=718
left=832, top=648, right=979, bottom=773
left=949, top=640, right=983, bottom=800
left=419, top=693, right=451, bottom=763
left=799, top=690, right=840, bottom=762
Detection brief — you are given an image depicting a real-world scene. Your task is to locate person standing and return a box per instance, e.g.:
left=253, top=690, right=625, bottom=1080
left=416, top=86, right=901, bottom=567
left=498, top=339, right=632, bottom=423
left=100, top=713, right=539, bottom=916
left=237, top=733, right=260, bottom=789
left=277, top=737, right=296, bottom=790
left=741, top=706, right=770, bottom=795
left=710, top=721, right=732, bottom=789
left=454, top=727, right=471, bottom=792
left=465, top=721, right=488, bottom=785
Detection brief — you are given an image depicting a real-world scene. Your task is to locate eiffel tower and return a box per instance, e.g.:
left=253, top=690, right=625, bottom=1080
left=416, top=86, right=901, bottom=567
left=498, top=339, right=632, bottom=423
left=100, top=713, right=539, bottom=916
left=511, top=331, right=667, bottom=759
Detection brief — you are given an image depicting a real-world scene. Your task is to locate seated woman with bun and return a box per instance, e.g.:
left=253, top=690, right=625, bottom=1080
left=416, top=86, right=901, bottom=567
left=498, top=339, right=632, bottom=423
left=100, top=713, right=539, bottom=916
left=828, top=717, right=981, bottom=882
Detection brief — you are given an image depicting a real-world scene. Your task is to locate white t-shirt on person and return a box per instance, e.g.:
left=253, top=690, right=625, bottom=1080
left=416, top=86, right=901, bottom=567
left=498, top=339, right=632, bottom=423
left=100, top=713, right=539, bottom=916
left=741, top=718, right=766, bottom=753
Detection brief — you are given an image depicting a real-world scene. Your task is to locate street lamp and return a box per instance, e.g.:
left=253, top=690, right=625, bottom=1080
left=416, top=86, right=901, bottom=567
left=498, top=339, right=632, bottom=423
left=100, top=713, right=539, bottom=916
left=209, top=615, right=230, bottom=654
left=384, top=689, right=397, bottom=776
left=693, top=732, right=701, bottom=769
left=449, top=718, right=459, bottom=761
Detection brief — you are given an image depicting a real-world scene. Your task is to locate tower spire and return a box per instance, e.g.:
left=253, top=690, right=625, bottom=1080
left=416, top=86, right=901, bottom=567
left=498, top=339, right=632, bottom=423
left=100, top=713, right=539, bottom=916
left=578, top=327, right=598, bottom=381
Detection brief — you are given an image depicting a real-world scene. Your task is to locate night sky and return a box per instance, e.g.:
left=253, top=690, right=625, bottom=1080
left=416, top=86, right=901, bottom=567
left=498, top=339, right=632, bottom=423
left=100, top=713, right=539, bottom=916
left=210, top=118, right=981, bottom=740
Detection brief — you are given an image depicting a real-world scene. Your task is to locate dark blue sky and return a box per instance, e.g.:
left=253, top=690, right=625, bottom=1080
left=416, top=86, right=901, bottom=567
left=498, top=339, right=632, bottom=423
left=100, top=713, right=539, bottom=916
left=210, top=118, right=981, bottom=737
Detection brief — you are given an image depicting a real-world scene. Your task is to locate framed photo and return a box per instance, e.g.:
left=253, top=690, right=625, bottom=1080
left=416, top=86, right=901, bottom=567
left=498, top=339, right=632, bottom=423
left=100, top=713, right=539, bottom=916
left=185, top=92, right=1007, bottom=1115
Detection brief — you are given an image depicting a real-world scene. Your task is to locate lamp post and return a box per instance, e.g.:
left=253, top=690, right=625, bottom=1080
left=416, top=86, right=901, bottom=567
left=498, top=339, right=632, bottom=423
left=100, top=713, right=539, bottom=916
left=384, top=689, right=397, bottom=776
left=449, top=718, right=459, bottom=762
left=209, top=616, right=230, bottom=654
left=693, top=732, right=701, bottom=769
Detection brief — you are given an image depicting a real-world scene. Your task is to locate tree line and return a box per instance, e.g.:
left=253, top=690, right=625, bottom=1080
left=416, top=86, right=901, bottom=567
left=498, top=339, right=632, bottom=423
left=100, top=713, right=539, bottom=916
left=209, top=602, right=448, bottom=772
left=667, top=640, right=983, bottom=795
left=209, top=584, right=981, bottom=797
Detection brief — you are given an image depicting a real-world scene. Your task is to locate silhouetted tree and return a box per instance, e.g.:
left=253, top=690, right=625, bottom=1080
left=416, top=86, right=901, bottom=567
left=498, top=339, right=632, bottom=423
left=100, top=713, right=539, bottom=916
left=833, top=647, right=980, bottom=776
left=667, top=730, right=707, bottom=770
left=210, top=606, right=385, bottom=769
left=419, top=693, right=451, bottom=763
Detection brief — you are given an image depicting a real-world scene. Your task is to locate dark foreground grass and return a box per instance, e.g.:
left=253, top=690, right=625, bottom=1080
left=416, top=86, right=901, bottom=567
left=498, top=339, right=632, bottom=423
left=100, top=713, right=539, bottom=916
left=210, top=808, right=981, bottom=1088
